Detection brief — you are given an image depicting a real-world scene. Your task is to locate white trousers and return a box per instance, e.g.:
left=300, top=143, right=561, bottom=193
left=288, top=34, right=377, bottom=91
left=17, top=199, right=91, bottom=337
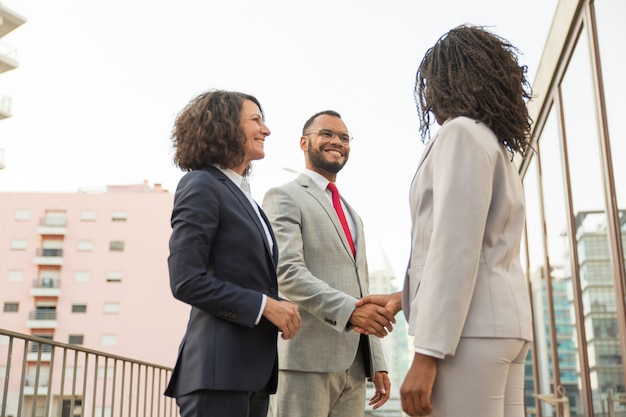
left=430, top=338, right=530, bottom=417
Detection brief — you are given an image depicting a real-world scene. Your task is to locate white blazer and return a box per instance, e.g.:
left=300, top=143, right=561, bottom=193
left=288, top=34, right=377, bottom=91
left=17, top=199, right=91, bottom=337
left=402, top=116, right=533, bottom=358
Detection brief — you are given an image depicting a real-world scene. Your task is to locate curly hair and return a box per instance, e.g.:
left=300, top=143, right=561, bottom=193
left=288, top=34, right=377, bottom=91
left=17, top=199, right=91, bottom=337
left=172, top=90, right=264, bottom=172
left=414, top=25, right=533, bottom=156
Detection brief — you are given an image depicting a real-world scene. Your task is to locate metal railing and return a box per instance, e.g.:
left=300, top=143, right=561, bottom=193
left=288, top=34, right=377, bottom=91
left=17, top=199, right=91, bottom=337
left=0, top=41, right=18, bottom=60
left=0, top=95, right=11, bottom=115
left=28, top=310, right=57, bottom=321
left=39, top=218, right=67, bottom=227
left=0, top=329, right=178, bottom=417
left=32, top=278, right=60, bottom=289
left=35, top=249, right=64, bottom=257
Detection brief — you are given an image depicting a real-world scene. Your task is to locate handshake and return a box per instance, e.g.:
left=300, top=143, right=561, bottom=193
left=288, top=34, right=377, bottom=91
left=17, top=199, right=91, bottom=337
left=349, top=291, right=403, bottom=338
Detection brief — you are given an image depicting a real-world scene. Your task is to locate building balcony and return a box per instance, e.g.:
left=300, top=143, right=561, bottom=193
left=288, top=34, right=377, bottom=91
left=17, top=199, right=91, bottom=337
left=23, top=375, right=50, bottom=396
left=37, top=217, right=67, bottom=235
left=0, top=95, right=10, bottom=120
left=34, top=248, right=64, bottom=266
left=30, top=278, right=61, bottom=297
left=26, top=340, right=53, bottom=362
left=26, top=310, right=57, bottom=329
left=0, top=3, right=27, bottom=38
left=0, top=41, right=18, bottom=74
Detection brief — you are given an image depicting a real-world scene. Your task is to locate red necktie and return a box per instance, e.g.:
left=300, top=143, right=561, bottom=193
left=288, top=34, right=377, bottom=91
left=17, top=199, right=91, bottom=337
left=327, top=182, right=356, bottom=257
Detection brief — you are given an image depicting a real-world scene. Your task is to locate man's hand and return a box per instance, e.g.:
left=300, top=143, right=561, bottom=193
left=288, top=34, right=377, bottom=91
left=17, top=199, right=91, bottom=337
left=262, top=298, right=301, bottom=340
left=369, top=371, right=391, bottom=409
left=355, top=292, right=402, bottom=315
left=349, top=303, right=396, bottom=338
left=352, top=292, right=402, bottom=337
left=401, top=353, right=437, bottom=416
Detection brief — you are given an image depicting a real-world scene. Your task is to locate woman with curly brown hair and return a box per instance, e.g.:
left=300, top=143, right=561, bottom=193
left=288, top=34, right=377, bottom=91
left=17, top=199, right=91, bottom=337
left=164, top=90, right=301, bottom=417
left=356, top=25, right=534, bottom=416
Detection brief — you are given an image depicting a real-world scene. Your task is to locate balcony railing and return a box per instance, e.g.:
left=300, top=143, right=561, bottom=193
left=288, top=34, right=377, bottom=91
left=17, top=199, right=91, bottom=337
left=39, top=218, right=67, bottom=227
left=0, top=95, right=11, bottom=117
left=0, top=41, right=18, bottom=60
left=33, top=278, right=60, bottom=289
left=36, top=248, right=64, bottom=257
left=29, top=310, right=57, bottom=321
left=0, top=328, right=178, bottom=417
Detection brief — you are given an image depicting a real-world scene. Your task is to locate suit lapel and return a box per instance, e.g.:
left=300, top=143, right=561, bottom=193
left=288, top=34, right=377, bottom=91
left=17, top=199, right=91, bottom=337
left=410, top=131, right=440, bottom=190
left=297, top=174, right=356, bottom=262
left=206, top=166, right=276, bottom=263
left=258, top=208, right=279, bottom=266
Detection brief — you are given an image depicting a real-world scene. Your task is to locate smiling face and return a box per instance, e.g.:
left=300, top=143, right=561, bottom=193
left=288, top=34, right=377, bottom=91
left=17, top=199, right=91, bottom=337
left=301, top=114, right=350, bottom=182
left=234, top=99, right=271, bottom=175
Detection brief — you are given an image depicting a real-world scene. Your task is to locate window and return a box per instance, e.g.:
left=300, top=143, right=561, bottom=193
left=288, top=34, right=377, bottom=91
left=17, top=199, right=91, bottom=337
left=97, top=366, right=115, bottom=378
left=68, top=335, right=84, bottom=345
left=94, top=406, right=112, bottom=417
left=38, top=270, right=60, bottom=288
left=105, top=271, right=122, bottom=282
left=72, top=304, right=87, bottom=313
left=103, top=302, right=120, bottom=314
left=14, top=209, right=30, bottom=221
left=31, top=334, right=53, bottom=353
left=7, top=270, right=23, bottom=282
left=111, top=211, right=127, bottom=222
left=109, top=241, right=124, bottom=251
left=74, top=271, right=90, bottom=283
left=27, top=365, right=49, bottom=387
left=10, top=239, right=27, bottom=251
left=43, top=211, right=67, bottom=227
left=64, top=367, right=82, bottom=378
left=100, top=335, right=117, bottom=347
left=41, top=239, right=63, bottom=256
left=34, top=304, right=56, bottom=320
left=80, top=210, right=97, bottom=221
left=61, top=397, right=82, bottom=417
left=3, top=302, right=18, bottom=312
left=77, top=240, right=94, bottom=252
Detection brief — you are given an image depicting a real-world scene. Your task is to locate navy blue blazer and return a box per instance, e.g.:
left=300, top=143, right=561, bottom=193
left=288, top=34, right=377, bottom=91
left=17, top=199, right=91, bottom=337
left=164, top=166, right=280, bottom=398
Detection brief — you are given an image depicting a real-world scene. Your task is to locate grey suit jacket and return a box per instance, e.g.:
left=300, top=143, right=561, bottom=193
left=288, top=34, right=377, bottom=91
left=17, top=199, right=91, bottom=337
left=402, top=116, right=533, bottom=358
left=263, top=174, right=387, bottom=374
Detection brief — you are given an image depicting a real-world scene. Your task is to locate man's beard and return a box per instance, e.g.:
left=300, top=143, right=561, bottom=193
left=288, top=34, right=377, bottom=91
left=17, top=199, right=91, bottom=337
left=308, top=141, right=347, bottom=174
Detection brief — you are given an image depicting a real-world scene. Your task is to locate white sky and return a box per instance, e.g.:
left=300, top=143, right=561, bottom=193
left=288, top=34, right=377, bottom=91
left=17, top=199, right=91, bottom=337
left=0, top=0, right=558, bottom=279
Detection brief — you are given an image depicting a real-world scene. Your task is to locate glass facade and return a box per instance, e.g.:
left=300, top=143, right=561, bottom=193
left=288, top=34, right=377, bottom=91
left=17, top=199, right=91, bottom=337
left=521, top=1, right=626, bottom=415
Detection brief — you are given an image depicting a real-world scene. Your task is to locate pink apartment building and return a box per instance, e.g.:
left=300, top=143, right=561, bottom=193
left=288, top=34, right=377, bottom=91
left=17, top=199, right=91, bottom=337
left=0, top=181, right=188, bottom=374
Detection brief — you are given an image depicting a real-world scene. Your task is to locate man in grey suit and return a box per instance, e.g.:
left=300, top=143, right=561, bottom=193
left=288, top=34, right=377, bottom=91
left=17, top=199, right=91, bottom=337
left=262, top=110, right=394, bottom=416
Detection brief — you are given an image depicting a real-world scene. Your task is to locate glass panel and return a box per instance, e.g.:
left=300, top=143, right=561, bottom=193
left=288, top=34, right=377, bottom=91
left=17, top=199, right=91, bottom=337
left=594, top=0, right=626, bottom=310
left=593, top=10, right=626, bottom=404
left=538, top=109, right=584, bottom=416
left=560, top=24, right=624, bottom=414
left=524, top=155, right=554, bottom=416
left=520, top=224, right=539, bottom=417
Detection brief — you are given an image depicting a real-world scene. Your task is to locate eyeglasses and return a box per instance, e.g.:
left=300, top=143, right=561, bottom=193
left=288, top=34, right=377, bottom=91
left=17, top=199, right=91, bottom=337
left=303, top=128, right=353, bottom=145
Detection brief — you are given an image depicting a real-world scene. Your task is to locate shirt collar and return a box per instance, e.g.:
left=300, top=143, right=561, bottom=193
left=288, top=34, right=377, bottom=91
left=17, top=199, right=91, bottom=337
left=214, top=165, right=246, bottom=190
left=303, top=168, right=332, bottom=192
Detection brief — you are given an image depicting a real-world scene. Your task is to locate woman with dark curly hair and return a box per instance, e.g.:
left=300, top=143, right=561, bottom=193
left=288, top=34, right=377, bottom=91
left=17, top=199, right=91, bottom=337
left=356, top=25, right=534, bottom=416
left=164, top=90, right=301, bottom=417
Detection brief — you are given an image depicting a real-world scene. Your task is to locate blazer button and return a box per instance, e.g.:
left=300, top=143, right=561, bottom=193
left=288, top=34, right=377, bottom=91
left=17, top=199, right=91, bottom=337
left=270, top=287, right=277, bottom=294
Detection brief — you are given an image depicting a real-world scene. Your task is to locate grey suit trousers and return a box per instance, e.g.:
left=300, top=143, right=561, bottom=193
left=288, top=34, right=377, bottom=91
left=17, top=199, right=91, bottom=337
left=430, top=338, right=530, bottom=417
